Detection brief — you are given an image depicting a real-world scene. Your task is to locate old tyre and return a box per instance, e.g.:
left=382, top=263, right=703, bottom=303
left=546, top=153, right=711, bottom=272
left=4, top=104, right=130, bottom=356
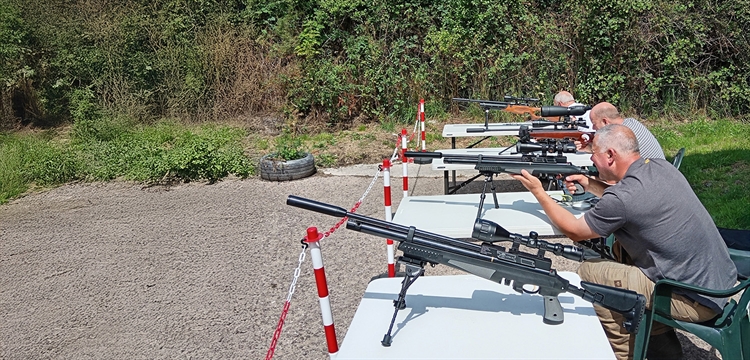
left=259, top=152, right=316, bottom=181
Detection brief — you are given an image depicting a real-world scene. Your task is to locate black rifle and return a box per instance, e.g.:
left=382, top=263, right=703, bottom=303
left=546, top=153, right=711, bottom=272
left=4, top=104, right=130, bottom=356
left=405, top=151, right=594, bottom=217
left=286, top=195, right=646, bottom=346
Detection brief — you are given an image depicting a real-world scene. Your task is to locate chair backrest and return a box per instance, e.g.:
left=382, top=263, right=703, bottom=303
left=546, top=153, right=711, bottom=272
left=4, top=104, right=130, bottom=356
left=720, top=227, right=750, bottom=280
left=672, top=147, right=686, bottom=169
left=730, top=248, right=750, bottom=280
left=633, top=276, right=750, bottom=360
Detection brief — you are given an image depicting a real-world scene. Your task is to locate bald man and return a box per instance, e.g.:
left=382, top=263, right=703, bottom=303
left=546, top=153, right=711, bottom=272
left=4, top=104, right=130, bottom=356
left=553, top=91, right=593, bottom=131
left=587, top=102, right=665, bottom=160
left=512, top=124, right=736, bottom=360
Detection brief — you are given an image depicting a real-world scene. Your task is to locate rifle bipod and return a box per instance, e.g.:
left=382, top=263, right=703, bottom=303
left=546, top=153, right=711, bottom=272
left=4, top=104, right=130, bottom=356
left=476, top=172, right=500, bottom=219
left=381, top=258, right=425, bottom=347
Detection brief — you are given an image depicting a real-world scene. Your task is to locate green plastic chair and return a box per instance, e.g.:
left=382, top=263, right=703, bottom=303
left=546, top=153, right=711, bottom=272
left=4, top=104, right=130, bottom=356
left=671, top=147, right=686, bottom=170
left=632, top=255, right=750, bottom=360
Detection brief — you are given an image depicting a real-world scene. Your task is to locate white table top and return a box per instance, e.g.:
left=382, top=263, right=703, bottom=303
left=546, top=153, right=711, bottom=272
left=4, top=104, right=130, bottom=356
left=430, top=148, right=594, bottom=171
left=392, top=192, right=585, bottom=237
left=336, top=273, right=615, bottom=359
left=443, top=123, right=533, bottom=137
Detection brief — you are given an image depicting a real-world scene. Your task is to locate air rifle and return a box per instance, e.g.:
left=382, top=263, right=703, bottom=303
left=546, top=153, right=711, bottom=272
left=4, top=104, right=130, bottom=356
left=286, top=195, right=646, bottom=346
left=452, top=97, right=544, bottom=132
left=405, top=151, right=593, bottom=178
left=405, top=151, right=593, bottom=216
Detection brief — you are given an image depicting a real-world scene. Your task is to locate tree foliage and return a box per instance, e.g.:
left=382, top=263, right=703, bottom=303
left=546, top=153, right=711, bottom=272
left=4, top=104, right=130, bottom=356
left=1, top=0, right=749, bottom=128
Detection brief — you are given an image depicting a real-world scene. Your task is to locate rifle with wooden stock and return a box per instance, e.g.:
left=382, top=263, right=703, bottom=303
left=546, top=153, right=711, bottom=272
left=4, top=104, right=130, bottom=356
left=452, top=96, right=543, bottom=119
left=519, top=125, right=594, bottom=147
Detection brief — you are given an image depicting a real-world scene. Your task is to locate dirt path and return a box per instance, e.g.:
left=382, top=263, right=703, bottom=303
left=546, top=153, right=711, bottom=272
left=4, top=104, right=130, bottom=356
left=0, top=171, right=717, bottom=359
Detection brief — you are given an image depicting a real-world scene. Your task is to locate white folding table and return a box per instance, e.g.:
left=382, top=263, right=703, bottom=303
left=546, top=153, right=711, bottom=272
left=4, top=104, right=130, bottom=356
left=335, top=272, right=615, bottom=359
left=391, top=191, right=586, bottom=238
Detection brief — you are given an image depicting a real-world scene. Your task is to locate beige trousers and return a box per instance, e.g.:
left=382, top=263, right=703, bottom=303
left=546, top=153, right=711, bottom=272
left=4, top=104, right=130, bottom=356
left=577, top=259, right=718, bottom=360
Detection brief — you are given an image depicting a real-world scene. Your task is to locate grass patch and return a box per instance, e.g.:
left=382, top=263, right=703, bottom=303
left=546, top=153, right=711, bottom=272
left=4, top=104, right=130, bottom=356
left=0, top=118, right=255, bottom=203
left=71, top=119, right=254, bottom=182
left=652, top=118, right=750, bottom=229
left=0, top=135, right=29, bottom=203
left=2, top=114, right=748, bottom=231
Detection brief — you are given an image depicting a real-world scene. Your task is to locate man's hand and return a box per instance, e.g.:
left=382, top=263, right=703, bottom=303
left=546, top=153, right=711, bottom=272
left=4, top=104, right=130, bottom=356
left=511, top=169, right=545, bottom=196
left=564, top=174, right=589, bottom=193
left=574, top=140, right=592, bottom=152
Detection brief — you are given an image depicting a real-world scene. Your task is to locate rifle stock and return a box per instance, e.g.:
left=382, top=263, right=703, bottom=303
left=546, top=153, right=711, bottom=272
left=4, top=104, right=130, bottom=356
left=521, top=128, right=594, bottom=146
left=503, top=104, right=542, bottom=120
left=286, top=195, right=646, bottom=333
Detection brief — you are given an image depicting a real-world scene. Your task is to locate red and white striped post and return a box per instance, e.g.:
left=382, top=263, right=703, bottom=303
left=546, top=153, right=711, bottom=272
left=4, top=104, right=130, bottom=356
left=401, top=128, right=409, bottom=198
left=419, top=99, right=426, bottom=151
left=382, top=159, right=396, bottom=277
left=304, top=227, right=339, bottom=358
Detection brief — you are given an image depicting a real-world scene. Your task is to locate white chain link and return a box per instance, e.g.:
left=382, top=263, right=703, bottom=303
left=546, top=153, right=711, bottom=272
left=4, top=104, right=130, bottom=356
left=286, top=163, right=382, bottom=302
left=357, top=166, right=383, bottom=203
left=285, top=245, right=307, bottom=302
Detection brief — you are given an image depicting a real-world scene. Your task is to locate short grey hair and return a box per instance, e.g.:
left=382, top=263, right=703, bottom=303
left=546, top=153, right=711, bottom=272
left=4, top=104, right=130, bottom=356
left=554, top=91, right=575, bottom=105
left=595, top=124, right=640, bottom=154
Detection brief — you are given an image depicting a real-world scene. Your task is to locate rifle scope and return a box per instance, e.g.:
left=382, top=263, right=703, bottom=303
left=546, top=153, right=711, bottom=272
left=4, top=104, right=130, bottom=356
left=504, top=95, right=539, bottom=103
left=531, top=118, right=588, bottom=129
left=517, top=141, right=576, bottom=154
left=472, top=219, right=584, bottom=262
left=540, top=105, right=591, bottom=117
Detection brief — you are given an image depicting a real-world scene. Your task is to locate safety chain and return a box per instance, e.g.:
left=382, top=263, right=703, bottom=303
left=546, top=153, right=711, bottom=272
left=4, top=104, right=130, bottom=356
left=265, top=165, right=383, bottom=360
left=322, top=164, right=382, bottom=239
left=265, top=244, right=307, bottom=360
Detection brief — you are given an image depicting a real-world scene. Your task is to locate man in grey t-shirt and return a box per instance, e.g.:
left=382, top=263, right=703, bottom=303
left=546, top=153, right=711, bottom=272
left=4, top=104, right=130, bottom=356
left=582, top=102, right=665, bottom=160
left=512, top=124, right=736, bottom=360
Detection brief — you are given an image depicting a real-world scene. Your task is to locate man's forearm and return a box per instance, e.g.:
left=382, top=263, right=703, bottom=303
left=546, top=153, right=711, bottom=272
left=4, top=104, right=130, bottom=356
left=585, top=178, right=610, bottom=198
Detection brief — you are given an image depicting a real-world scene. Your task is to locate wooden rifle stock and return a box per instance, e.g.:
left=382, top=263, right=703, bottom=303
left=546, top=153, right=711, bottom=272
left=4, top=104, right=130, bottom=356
left=502, top=105, right=542, bottom=120
left=527, top=129, right=594, bottom=146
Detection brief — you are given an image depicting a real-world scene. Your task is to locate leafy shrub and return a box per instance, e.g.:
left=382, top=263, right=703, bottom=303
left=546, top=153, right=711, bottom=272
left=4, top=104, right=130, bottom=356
left=272, top=133, right=306, bottom=161
left=5, top=0, right=750, bottom=128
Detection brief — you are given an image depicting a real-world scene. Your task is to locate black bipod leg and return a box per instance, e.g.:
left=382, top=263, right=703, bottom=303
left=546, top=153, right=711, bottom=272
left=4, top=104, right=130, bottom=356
left=489, top=175, right=499, bottom=209
left=476, top=173, right=499, bottom=219
left=381, top=263, right=424, bottom=347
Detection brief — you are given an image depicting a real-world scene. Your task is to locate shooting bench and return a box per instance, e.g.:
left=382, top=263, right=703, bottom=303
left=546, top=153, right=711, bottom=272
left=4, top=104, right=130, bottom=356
left=392, top=191, right=587, bottom=238
left=335, top=272, right=615, bottom=359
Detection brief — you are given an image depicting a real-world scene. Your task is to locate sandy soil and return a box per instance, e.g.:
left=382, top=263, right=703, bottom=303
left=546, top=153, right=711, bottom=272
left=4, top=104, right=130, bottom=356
left=0, top=170, right=719, bottom=359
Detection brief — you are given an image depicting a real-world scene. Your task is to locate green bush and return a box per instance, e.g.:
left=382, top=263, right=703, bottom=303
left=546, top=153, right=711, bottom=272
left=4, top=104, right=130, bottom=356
left=3, top=0, right=750, bottom=127
left=272, top=133, right=306, bottom=161
left=70, top=118, right=253, bottom=182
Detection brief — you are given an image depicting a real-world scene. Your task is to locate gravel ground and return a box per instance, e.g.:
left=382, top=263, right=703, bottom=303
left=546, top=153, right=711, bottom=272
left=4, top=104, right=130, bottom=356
left=0, top=168, right=719, bottom=359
